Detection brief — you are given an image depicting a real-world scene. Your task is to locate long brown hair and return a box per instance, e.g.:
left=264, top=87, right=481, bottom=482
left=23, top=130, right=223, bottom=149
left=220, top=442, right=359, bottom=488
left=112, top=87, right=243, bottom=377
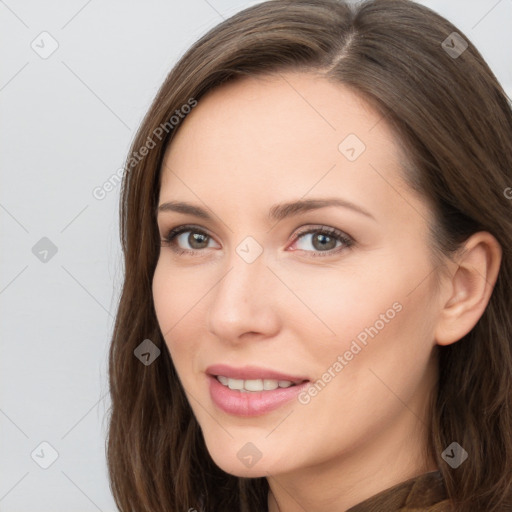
left=106, top=1, right=512, bottom=510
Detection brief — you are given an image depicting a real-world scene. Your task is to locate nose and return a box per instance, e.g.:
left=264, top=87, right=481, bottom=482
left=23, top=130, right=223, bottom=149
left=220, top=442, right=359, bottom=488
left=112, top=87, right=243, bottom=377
left=207, top=247, right=281, bottom=343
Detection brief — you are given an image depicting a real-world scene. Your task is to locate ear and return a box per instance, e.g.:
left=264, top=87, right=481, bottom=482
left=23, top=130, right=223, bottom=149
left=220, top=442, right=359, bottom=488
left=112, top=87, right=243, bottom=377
left=435, top=231, right=502, bottom=346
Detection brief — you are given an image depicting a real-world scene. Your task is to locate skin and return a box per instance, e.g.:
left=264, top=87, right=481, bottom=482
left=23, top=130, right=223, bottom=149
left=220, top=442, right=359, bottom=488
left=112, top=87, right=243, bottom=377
left=152, top=72, right=502, bottom=512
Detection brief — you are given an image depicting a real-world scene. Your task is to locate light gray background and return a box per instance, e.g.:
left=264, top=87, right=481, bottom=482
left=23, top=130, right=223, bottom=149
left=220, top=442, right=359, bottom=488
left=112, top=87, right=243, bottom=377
left=1, top=0, right=511, bottom=510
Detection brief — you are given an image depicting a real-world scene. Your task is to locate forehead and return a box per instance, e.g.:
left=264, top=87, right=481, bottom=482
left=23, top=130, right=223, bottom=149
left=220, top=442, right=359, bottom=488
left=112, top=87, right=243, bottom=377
left=159, top=72, right=421, bottom=225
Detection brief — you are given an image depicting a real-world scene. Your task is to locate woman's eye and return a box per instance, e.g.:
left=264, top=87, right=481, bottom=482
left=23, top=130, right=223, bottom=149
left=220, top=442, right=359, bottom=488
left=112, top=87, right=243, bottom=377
left=290, top=227, right=353, bottom=256
left=161, top=226, right=218, bottom=256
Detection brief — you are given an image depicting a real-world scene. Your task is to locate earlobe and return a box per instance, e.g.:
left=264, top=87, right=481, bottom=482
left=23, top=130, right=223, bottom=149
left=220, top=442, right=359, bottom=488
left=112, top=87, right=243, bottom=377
left=435, top=231, right=502, bottom=347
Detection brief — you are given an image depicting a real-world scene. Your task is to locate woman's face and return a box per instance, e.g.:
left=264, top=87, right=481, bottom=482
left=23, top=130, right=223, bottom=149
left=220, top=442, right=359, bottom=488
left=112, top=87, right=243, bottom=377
left=153, top=72, right=443, bottom=479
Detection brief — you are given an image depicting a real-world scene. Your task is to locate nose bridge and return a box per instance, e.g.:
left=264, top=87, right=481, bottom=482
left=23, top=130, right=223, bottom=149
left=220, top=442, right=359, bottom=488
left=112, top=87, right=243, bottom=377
left=207, top=240, right=278, bottom=339
left=214, top=245, right=268, bottom=314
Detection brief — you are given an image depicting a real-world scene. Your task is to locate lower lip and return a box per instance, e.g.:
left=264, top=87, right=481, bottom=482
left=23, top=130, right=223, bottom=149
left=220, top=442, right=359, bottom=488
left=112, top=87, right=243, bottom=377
left=208, top=375, right=309, bottom=417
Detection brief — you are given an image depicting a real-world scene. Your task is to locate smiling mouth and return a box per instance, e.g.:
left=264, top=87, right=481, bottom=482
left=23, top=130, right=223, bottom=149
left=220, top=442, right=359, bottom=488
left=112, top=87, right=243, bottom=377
left=207, top=369, right=311, bottom=416
left=215, top=375, right=308, bottom=392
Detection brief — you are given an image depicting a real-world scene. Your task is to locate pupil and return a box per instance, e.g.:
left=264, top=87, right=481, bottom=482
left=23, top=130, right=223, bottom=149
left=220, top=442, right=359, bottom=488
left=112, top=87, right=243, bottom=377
left=190, top=232, right=208, bottom=249
left=314, top=233, right=335, bottom=251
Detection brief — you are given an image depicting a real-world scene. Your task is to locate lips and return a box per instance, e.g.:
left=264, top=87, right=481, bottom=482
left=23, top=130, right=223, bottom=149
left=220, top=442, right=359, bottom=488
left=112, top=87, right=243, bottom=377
left=206, top=364, right=310, bottom=416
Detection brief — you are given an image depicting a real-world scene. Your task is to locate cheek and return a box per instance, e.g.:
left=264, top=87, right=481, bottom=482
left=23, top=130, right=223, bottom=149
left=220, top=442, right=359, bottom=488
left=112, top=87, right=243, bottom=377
left=274, top=259, right=400, bottom=349
left=152, top=260, right=205, bottom=373
left=291, top=252, right=436, bottom=386
left=152, top=257, right=211, bottom=330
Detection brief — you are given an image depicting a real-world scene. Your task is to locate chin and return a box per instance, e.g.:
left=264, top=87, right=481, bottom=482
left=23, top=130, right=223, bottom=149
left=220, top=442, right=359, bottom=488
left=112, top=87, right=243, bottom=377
left=217, top=463, right=270, bottom=479
left=203, top=440, right=291, bottom=479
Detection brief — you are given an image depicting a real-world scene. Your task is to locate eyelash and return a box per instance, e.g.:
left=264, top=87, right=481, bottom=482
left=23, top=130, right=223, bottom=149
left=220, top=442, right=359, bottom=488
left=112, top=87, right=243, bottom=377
left=160, top=224, right=354, bottom=258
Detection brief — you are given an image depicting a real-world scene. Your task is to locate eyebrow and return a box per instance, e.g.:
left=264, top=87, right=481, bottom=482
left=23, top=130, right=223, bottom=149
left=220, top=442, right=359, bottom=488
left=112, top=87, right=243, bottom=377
left=157, top=198, right=375, bottom=222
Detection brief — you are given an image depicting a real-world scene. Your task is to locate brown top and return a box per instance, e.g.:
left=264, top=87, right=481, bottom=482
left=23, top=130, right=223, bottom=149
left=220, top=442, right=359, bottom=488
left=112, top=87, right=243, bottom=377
left=346, top=470, right=453, bottom=512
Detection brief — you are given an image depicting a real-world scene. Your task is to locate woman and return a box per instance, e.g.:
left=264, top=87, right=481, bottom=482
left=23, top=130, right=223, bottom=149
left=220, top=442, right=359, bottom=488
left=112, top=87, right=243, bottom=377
left=106, top=1, right=512, bottom=510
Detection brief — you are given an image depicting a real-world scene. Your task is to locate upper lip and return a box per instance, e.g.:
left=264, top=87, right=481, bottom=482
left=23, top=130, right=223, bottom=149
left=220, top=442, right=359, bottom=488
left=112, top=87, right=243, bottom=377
left=206, top=364, right=309, bottom=384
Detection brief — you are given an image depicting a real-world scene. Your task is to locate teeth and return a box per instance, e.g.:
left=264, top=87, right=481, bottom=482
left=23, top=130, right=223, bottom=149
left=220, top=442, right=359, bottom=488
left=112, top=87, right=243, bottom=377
left=216, top=376, right=296, bottom=392
left=245, top=379, right=264, bottom=391
left=217, top=375, right=229, bottom=386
